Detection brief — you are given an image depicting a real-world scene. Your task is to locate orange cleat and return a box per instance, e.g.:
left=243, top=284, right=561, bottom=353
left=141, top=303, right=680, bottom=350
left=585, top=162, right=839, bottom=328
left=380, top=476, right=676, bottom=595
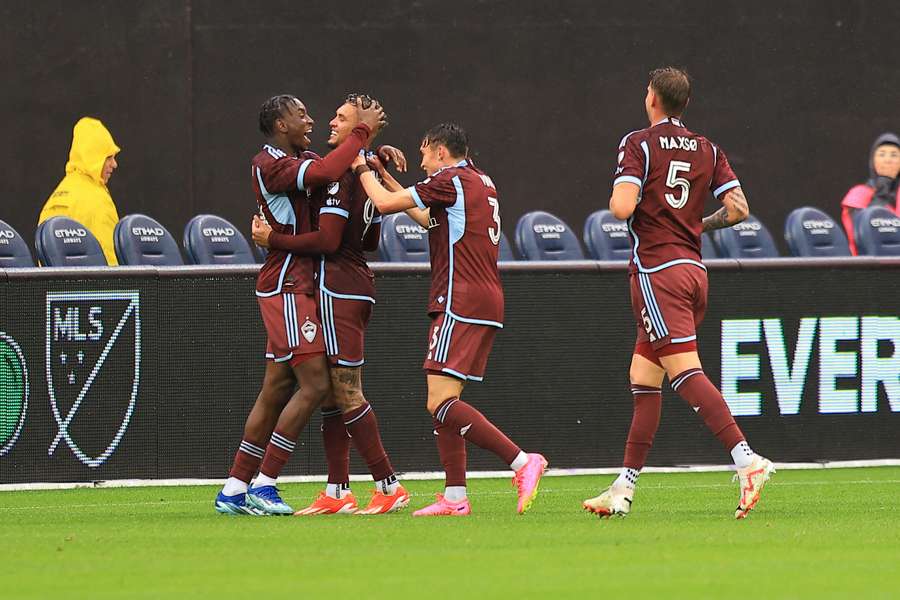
left=356, top=485, right=410, bottom=515
left=293, top=491, right=358, bottom=515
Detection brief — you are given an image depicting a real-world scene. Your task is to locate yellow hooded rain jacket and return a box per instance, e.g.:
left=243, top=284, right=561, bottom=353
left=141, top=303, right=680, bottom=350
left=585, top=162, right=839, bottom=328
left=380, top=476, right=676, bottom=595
left=39, top=117, right=121, bottom=265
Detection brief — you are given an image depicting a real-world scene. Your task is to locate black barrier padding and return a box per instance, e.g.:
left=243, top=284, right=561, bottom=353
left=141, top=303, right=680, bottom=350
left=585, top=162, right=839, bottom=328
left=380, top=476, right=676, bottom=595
left=0, top=263, right=898, bottom=484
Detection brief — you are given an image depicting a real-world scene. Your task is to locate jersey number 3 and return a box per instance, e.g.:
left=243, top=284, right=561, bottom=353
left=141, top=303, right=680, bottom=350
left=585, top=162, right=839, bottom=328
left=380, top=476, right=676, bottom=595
left=665, top=161, right=691, bottom=210
left=487, top=196, right=501, bottom=246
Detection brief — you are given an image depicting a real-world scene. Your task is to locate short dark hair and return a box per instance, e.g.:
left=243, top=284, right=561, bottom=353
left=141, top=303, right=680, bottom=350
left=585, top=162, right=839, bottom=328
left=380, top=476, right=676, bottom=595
left=422, top=123, right=468, bottom=158
left=344, top=92, right=388, bottom=126
left=649, top=67, right=691, bottom=116
left=258, top=94, right=299, bottom=136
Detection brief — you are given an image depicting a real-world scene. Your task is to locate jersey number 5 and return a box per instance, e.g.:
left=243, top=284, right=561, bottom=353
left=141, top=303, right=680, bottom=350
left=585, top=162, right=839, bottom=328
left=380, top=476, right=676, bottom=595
left=665, top=161, right=691, bottom=209
left=487, top=197, right=501, bottom=246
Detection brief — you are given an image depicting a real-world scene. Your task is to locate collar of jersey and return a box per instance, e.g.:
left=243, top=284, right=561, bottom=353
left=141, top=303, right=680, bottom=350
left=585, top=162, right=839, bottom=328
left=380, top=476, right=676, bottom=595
left=651, top=117, right=685, bottom=128
left=430, top=159, right=468, bottom=177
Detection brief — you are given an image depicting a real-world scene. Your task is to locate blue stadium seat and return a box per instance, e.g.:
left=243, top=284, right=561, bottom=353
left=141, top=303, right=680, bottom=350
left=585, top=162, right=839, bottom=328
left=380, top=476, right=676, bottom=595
left=0, top=219, right=34, bottom=268
left=854, top=206, right=900, bottom=256
left=514, top=211, right=584, bottom=261
left=114, top=214, right=184, bottom=266
left=183, top=214, right=255, bottom=265
left=34, top=216, right=107, bottom=267
left=784, top=207, right=850, bottom=257
left=583, top=210, right=630, bottom=261
left=701, top=232, right=719, bottom=260
left=713, top=214, right=778, bottom=259
left=379, top=213, right=430, bottom=262
left=499, top=231, right=516, bottom=261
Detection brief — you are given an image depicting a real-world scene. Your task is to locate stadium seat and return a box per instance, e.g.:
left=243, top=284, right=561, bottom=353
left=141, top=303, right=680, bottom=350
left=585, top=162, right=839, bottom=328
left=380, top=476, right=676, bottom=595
left=34, top=216, right=107, bottom=267
left=183, top=214, right=255, bottom=265
left=379, top=213, right=430, bottom=262
left=701, top=232, right=719, bottom=260
left=0, top=219, right=34, bottom=268
left=114, top=214, right=184, bottom=266
left=784, top=207, right=850, bottom=257
left=582, top=210, right=630, bottom=261
left=712, top=214, right=778, bottom=259
left=514, top=211, right=584, bottom=261
left=854, top=205, right=900, bottom=256
left=499, top=231, right=516, bottom=261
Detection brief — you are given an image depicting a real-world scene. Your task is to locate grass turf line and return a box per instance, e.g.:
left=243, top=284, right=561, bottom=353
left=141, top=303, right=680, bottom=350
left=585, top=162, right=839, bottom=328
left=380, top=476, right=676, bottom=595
left=1, top=467, right=898, bottom=599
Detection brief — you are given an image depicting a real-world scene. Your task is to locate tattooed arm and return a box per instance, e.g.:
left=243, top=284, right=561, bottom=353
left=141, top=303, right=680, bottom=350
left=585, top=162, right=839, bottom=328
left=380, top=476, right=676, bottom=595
left=703, top=186, right=749, bottom=232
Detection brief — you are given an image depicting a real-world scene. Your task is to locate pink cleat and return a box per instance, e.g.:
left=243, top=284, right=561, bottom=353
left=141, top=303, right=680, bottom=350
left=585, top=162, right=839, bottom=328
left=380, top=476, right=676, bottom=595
left=513, top=453, right=548, bottom=514
left=412, top=494, right=471, bottom=517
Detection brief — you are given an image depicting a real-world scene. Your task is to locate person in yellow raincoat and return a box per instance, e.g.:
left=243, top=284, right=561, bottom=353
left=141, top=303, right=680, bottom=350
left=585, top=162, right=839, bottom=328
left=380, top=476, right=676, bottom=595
left=39, top=117, right=121, bottom=265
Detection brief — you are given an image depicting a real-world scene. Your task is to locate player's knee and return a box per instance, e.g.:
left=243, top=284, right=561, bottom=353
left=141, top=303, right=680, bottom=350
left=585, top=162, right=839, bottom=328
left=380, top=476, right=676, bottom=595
left=337, top=390, right=366, bottom=413
left=425, top=392, right=453, bottom=415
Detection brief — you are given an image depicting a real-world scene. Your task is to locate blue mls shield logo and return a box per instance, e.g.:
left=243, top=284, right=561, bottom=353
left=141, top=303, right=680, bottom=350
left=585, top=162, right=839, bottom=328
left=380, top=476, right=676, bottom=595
left=45, top=291, right=141, bottom=468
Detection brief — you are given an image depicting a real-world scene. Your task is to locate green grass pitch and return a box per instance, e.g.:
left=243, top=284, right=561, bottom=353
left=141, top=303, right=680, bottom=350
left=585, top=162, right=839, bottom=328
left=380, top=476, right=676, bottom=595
left=2, top=467, right=899, bottom=599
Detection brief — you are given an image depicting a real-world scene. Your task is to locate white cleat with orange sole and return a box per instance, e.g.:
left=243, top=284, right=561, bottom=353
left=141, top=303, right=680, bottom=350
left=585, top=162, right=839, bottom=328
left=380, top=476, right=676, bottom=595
left=583, top=484, right=633, bottom=518
left=734, top=456, right=776, bottom=519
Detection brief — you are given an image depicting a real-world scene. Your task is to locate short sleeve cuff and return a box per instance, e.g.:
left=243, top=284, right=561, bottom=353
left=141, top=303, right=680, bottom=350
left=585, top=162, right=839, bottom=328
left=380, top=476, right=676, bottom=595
left=319, top=207, right=350, bottom=219
left=408, top=186, right=427, bottom=210
left=297, top=159, right=314, bottom=190
left=713, top=179, right=741, bottom=198
left=613, top=175, right=643, bottom=189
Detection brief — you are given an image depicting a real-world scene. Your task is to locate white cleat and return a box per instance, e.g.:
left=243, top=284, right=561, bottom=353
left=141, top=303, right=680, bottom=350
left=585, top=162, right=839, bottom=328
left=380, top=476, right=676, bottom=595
left=735, top=456, right=776, bottom=519
left=583, top=484, right=633, bottom=518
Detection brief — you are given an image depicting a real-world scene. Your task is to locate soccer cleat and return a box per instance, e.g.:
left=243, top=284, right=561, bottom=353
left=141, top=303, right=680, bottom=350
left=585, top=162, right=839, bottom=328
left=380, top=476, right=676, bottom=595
left=246, top=484, right=294, bottom=515
left=734, top=456, right=776, bottom=519
left=412, top=493, right=471, bottom=516
left=583, top=484, right=633, bottom=518
left=512, top=453, right=548, bottom=514
left=214, top=491, right=265, bottom=516
left=356, top=485, right=411, bottom=515
left=293, top=491, right=359, bottom=515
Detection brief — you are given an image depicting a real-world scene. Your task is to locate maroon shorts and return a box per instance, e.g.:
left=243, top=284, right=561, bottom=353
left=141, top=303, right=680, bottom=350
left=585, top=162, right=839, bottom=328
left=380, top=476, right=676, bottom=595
left=317, top=292, right=373, bottom=368
left=257, top=292, right=326, bottom=365
left=422, top=312, right=498, bottom=382
left=630, top=264, right=708, bottom=359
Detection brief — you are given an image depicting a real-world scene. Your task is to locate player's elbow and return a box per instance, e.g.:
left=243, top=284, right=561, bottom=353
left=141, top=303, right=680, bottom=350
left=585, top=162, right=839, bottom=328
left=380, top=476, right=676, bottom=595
left=610, top=202, right=634, bottom=221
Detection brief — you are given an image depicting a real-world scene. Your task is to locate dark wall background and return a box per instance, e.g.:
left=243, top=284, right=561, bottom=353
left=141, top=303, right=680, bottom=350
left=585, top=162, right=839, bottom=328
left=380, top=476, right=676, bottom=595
left=3, top=1, right=899, bottom=253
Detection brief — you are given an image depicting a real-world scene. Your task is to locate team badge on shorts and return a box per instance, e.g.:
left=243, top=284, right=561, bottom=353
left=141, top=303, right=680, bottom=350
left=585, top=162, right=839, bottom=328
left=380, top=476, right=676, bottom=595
left=301, top=319, right=318, bottom=343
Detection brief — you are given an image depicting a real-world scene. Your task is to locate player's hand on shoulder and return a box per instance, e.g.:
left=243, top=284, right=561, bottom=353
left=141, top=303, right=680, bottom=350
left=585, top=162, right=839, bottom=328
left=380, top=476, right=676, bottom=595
left=251, top=215, right=273, bottom=248
left=356, top=98, right=387, bottom=136
left=376, top=145, right=407, bottom=172
left=351, top=150, right=367, bottom=170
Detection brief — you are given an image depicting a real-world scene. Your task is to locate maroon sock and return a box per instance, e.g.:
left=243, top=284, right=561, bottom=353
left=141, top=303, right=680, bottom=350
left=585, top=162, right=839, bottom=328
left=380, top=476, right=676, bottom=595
left=623, top=385, right=662, bottom=469
left=344, top=402, right=395, bottom=482
left=435, top=398, right=521, bottom=466
left=433, top=417, right=467, bottom=487
left=259, top=429, right=297, bottom=479
left=321, top=408, right=350, bottom=485
left=671, top=368, right=745, bottom=450
left=228, top=439, right=266, bottom=483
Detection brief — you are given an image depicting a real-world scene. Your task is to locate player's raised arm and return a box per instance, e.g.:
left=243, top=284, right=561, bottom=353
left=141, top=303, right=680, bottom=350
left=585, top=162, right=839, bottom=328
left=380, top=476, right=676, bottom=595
left=366, top=152, right=431, bottom=228
left=353, top=153, right=417, bottom=215
left=702, top=186, right=749, bottom=232
left=252, top=214, right=344, bottom=255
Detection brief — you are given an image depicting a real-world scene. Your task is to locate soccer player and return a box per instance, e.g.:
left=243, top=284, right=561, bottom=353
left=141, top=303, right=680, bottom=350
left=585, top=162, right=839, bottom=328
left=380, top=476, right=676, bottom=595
left=582, top=68, right=775, bottom=520
left=251, top=93, right=410, bottom=515
left=214, top=94, right=385, bottom=515
left=352, top=123, right=548, bottom=516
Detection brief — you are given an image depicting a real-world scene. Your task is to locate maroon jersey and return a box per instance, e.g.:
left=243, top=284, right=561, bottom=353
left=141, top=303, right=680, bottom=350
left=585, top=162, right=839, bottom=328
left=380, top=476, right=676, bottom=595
left=408, top=160, right=504, bottom=327
left=614, top=117, right=740, bottom=273
left=252, top=144, right=321, bottom=296
left=312, top=170, right=379, bottom=302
